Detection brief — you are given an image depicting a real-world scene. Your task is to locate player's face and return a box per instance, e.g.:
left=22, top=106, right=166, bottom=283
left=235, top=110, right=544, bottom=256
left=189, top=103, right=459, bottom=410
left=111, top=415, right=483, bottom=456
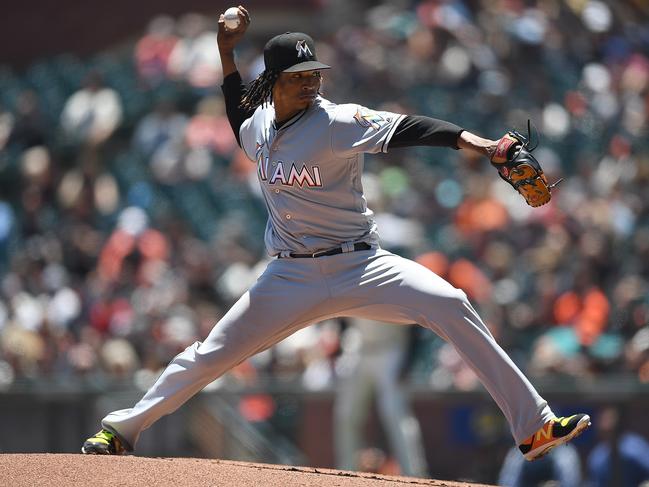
left=273, top=70, right=323, bottom=120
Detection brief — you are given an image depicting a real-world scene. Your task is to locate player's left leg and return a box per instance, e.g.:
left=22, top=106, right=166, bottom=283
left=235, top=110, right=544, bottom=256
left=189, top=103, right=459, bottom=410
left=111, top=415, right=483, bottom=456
left=325, top=248, right=589, bottom=460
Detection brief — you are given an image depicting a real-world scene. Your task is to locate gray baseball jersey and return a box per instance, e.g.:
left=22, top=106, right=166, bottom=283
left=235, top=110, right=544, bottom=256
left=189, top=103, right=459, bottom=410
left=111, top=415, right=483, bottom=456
left=99, top=96, right=555, bottom=454
left=239, top=97, right=404, bottom=256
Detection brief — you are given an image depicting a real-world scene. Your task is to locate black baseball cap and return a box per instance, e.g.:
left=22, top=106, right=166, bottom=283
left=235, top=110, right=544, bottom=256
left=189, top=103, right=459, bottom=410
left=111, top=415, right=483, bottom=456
left=264, top=32, right=331, bottom=73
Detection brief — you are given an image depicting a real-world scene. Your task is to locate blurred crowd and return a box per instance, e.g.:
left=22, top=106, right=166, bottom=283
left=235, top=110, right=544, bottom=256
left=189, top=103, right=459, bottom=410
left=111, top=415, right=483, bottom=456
left=0, top=0, right=648, bottom=402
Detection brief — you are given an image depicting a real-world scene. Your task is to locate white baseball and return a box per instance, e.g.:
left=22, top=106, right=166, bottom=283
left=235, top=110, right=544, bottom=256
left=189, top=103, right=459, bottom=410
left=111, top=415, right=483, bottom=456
left=223, top=7, right=241, bottom=30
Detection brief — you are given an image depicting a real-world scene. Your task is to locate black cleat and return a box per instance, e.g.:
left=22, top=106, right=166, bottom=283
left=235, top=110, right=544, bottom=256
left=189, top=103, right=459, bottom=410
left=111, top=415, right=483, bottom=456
left=81, top=429, right=126, bottom=455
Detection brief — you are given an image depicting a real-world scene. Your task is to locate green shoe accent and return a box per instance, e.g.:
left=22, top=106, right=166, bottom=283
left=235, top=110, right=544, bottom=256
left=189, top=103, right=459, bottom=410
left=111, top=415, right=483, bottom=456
left=81, top=429, right=126, bottom=455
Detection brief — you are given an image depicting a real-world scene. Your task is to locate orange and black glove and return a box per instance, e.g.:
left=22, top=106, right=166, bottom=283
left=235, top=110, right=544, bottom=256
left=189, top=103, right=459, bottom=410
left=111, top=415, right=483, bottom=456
left=490, top=121, right=562, bottom=207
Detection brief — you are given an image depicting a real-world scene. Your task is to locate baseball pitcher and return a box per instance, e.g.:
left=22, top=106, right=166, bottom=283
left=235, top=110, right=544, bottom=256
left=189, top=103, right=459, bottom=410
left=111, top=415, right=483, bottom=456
left=82, top=5, right=589, bottom=464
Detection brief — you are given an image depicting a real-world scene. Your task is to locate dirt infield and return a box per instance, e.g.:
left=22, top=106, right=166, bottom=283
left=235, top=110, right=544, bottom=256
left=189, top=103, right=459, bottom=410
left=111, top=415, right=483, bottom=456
left=0, top=454, right=495, bottom=487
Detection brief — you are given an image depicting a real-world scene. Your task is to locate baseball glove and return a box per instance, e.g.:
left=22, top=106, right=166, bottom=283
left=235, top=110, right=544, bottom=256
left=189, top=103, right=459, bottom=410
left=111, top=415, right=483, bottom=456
left=490, top=121, right=562, bottom=207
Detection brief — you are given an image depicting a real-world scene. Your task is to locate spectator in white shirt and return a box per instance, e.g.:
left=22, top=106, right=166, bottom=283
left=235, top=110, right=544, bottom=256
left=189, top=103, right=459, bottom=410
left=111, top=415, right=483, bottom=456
left=60, top=71, right=123, bottom=147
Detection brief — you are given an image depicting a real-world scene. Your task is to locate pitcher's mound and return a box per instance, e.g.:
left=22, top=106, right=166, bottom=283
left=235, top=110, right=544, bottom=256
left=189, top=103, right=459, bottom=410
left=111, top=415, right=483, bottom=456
left=0, top=454, right=495, bottom=487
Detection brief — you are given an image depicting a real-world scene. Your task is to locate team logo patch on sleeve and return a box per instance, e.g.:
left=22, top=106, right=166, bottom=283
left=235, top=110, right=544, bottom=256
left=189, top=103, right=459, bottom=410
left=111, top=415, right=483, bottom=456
left=354, top=108, right=388, bottom=131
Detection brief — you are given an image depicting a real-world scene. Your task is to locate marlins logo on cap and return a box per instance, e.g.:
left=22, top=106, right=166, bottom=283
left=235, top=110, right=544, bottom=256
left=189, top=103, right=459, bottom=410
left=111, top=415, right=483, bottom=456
left=295, top=40, right=313, bottom=59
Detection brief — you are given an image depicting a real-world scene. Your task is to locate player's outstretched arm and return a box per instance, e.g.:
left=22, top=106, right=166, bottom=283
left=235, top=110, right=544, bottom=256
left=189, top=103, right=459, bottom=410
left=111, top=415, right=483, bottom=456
left=457, top=130, right=499, bottom=158
left=217, top=5, right=251, bottom=77
left=387, top=116, right=557, bottom=206
left=388, top=115, right=498, bottom=156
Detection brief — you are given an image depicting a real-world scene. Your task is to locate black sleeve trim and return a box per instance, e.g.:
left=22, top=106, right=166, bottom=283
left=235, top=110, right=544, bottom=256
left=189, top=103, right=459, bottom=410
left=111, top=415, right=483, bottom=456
left=388, top=115, right=464, bottom=150
left=221, top=71, right=254, bottom=147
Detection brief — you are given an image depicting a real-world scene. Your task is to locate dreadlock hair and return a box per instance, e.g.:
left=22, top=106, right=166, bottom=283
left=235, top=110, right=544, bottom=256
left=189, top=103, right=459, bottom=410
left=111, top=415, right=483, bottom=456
left=240, top=69, right=280, bottom=112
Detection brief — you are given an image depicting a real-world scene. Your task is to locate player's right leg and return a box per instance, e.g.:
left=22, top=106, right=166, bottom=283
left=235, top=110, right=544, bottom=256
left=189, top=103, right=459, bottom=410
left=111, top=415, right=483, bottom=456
left=82, top=257, right=335, bottom=454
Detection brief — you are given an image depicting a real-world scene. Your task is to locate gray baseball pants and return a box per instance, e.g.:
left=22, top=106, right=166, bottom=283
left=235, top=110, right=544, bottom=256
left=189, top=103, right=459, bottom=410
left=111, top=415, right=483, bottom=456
left=102, top=248, right=554, bottom=450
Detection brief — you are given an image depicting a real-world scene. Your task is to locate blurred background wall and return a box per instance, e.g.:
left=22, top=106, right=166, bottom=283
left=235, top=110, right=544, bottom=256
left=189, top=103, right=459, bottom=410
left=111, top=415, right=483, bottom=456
left=0, top=0, right=317, bottom=67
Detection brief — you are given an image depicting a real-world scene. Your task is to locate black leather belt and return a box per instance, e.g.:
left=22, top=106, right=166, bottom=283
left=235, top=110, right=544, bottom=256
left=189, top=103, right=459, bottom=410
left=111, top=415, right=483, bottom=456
left=284, top=242, right=372, bottom=258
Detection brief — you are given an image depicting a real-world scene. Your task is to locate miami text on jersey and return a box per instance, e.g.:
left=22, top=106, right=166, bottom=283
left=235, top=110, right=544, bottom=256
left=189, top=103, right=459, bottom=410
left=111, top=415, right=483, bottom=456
left=268, top=161, right=323, bottom=187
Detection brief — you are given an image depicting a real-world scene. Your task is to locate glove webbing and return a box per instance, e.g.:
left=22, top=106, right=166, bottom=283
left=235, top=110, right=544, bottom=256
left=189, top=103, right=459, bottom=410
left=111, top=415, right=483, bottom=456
left=509, top=120, right=564, bottom=190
